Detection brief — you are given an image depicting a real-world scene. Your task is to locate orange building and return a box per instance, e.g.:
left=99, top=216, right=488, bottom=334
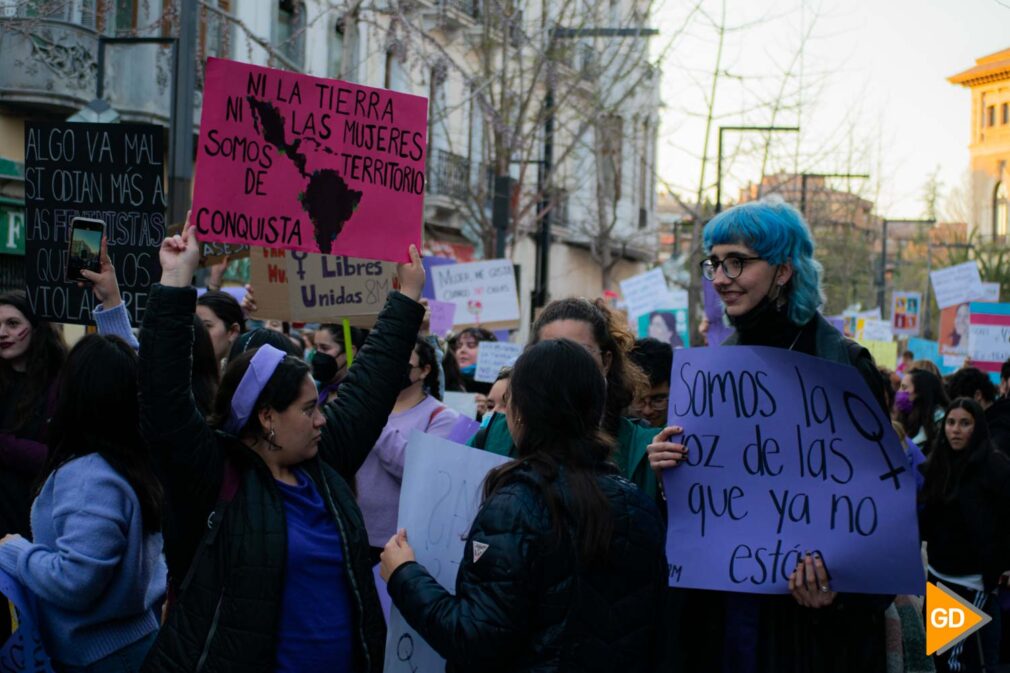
left=949, top=47, right=1010, bottom=242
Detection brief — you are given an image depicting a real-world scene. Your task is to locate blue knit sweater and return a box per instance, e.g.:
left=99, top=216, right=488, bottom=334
left=0, top=453, right=166, bottom=666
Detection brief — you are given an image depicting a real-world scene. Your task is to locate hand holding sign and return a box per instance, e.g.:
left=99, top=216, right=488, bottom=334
left=380, top=528, right=416, bottom=582
left=396, top=244, right=425, bottom=302
left=647, top=425, right=688, bottom=474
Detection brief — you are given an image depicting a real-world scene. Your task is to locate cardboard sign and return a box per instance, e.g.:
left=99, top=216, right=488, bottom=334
left=0, top=568, right=55, bottom=672
left=248, top=247, right=395, bottom=325
left=931, top=262, right=984, bottom=310
left=891, top=292, right=922, bottom=337
left=968, top=302, right=1010, bottom=376
left=430, top=259, right=520, bottom=329
left=384, top=432, right=509, bottom=673
left=192, top=58, right=426, bottom=262
left=474, top=341, right=522, bottom=383
left=24, top=122, right=165, bottom=325
left=663, top=346, right=923, bottom=595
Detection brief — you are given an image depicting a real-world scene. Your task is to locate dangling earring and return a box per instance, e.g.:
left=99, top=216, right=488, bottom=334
left=265, top=427, right=282, bottom=452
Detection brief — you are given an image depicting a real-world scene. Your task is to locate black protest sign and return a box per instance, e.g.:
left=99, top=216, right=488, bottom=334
left=24, top=122, right=165, bottom=325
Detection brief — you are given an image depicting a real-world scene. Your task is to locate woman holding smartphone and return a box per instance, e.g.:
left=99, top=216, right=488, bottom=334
left=139, top=221, right=425, bottom=673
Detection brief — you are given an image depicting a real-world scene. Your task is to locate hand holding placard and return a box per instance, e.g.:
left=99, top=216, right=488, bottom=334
left=661, top=346, right=923, bottom=596
left=396, top=244, right=425, bottom=301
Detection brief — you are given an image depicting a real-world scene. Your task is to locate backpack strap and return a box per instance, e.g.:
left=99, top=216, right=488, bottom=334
left=168, top=460, right=242, bottom=613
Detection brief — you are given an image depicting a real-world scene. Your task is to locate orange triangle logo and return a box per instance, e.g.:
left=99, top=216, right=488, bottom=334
left=925, top=582, right=991, bottom=656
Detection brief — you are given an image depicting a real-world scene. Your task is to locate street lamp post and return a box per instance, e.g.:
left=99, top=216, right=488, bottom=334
left=529, top=25, right=658, bottom=320
left=715, top=125, right=799, bottom=214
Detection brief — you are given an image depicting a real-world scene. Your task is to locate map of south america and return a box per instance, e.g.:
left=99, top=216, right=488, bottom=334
left=246, top=96, right=363, bottom=254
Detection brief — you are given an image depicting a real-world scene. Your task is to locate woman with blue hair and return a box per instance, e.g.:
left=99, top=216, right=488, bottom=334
left=648, top=199, right=892, bottom=673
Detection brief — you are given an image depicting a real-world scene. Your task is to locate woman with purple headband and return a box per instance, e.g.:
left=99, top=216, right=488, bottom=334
left=138, top=220, right=426, bottom=673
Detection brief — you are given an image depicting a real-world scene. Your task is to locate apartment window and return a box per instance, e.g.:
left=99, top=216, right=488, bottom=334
left=428, top=69, right=448, bottom=152
left=274, top=0, right=305, bottom=69
left=988, top=105, right=996, bottom=127
left=383, top=50, right=408, bottom=92
left=1003, top=103, right=1009, bottom=125
left=328, top=18, right=344, bottom=79
left=995, top=182, right=1009, bottom=239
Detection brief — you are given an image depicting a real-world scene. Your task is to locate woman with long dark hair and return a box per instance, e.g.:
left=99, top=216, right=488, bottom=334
left=381, top=338, right=667, bottom=671
left=196, top=290, right=245, bottom=368
left=0, top=335, right=165, bottom=672
left=919, top=398, right=1010, bottom=672
left=139, top=221, right=425, bottom=673
left=357, top=337, right=459, bottom=555
left=647, top=199, right=894, bottom=672
left=0, top=291, right=67, bottom=536
left=471, top=297, right=655, bottom=495
left=897, top=368, right=949, bottom=453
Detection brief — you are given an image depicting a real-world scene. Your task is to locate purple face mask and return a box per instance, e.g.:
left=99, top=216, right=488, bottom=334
left=895, top=390, right=914, bottom=414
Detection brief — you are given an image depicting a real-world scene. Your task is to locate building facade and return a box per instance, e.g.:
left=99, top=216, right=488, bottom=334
left=949, top=46, right=1010, bottom=243
left=0, top=0, right=661, bottom=333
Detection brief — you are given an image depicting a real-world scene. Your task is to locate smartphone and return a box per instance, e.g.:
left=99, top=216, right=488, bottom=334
left=66, top=217, right=105, bottom=283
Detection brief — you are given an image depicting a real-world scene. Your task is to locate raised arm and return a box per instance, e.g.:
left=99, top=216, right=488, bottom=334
left=316, top=246, right=425, bottom=479
left=84, top=234, right=139, bottom=350
left=138, top=221, right=223, bottom=524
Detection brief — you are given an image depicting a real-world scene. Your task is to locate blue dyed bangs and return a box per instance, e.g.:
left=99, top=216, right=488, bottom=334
left=702, top=200, right=824, bottom=325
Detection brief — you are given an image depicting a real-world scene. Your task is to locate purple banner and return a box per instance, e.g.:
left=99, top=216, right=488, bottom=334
left=663, top=346, right=923, bottom=595
left=702, top=278, right=724, bottom=321
left=707, top=322, right=734, bottom=347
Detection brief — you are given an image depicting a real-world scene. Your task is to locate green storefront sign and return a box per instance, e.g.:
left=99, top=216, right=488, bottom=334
left=0, top=204, right=24, bottom=255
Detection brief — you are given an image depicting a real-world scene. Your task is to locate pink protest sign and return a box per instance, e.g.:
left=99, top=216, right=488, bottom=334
left=192, top=58, right=427, bottom=262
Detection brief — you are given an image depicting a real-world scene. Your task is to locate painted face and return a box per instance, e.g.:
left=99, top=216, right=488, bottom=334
left=945, top=407, right=975, bottom=450
left=196, top=305, right=239, bottom=362
left=536, top=319, right=612, bottom=375
left=708, top=243, right=786, bottom=317
left=313, top=328, right=350, bottom=380
left=455, top=334, right=480, bottom=368
left=486, top=378, right=509, bottom=413
left=266, top=375, right=326, bottom=465
left=0, top=305, right=33, bottom=366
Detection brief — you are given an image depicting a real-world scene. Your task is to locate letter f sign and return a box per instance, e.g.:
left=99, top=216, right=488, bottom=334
left=926, top=581, right=990, bottom=656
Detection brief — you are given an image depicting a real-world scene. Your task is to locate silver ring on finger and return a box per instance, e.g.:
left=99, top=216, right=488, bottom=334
left=819, top=584, right=830, bottom=593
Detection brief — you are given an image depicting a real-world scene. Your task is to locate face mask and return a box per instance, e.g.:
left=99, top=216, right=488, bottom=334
left=460, top=364, right=477, bottom=376
left=895, top=390, right=914, bottom=414
left=311, top=351, right=338, bottom=383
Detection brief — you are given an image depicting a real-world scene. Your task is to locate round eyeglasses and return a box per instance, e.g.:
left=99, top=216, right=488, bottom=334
left=700, top=255, right=763, bottom=281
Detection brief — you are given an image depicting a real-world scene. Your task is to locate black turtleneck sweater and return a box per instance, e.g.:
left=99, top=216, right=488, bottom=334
left=729, top=298, right=818, bottom=355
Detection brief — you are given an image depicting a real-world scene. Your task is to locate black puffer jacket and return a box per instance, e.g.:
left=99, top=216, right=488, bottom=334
left=387, top=464, right=668, bottom=673
left=138, top=284, right=423, bottom=673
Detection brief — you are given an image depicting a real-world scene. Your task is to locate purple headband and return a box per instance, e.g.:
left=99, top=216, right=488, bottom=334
left=223, top=345, right=286, bottom=435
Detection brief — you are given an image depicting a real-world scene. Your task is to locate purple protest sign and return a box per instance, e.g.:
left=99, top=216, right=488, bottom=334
left=446, top=416, right=481, bottom=445
left=428, top=299, right=457, bottom=337
left=707, top=322, right=734, bottom=347
left=422, top=256, right=455, bottom=300
left=662, top=346, right=923, bottom=596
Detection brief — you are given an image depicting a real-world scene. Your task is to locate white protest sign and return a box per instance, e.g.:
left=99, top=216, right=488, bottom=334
left=857, top=319, right=893, bottom=342
left=474, top=342, right=523, bottom=383
left=619, top=268, right=669, bottom=324
left=442, top=391, right=479, bottom=419
left=930, top=261, right=984, bottom=310
left=384, top=433, right=509, bottom=673
left=431, top=259, right=520, bottom=329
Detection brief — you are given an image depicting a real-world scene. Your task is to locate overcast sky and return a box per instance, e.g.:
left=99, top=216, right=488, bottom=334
left=652, top=0, right=1010, bottom=218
